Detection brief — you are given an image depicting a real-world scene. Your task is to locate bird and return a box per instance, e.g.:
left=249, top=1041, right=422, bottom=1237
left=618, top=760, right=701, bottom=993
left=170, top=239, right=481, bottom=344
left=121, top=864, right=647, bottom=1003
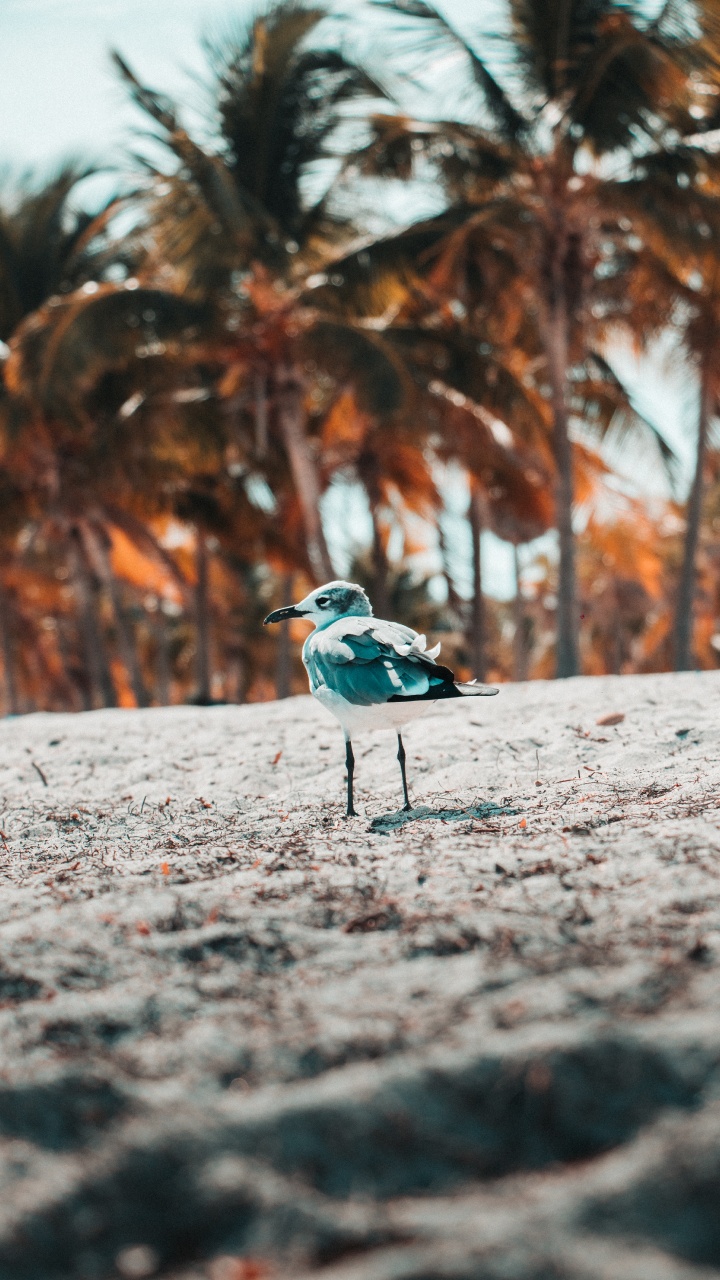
left=264, top=580, right=498, bottom=817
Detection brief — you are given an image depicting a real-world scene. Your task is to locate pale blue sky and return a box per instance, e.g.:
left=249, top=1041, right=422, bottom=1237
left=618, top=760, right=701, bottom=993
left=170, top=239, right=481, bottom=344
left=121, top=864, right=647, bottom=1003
left=0, top=0, right=245, bottom=170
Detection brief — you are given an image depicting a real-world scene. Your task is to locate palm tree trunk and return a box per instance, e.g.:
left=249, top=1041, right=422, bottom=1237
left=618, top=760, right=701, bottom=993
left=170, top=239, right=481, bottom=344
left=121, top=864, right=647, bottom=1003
left=437, top=518, right=463, bottom=615
left=543, top=284, right=579, bottom=679
left=371, top=510, right=391, bottom=620
left=84, top=523, right=150, bottom=707
left=468, top=479, right=486, bottom=680
left=67, top=527, right=117, bottom=709
left=0, top=584, right=19, bottom=715
left=195, top=527, right=212, bottom=704
left=675, top=358, right=714, bottom=670
left=56, top=621, right=86, bottom=711
left=364, top=474, right=390, bottom=619
left=254, top=368, right=269, bottom=457
left=103, top=506, right=189, bottom=601
left=234, top=649, right=248, bottom=704
left=277, top=362, right=334, bottom=583
left=154, top=610, right=171, bottom=706
left=275, top=571, right=294, bottom=699
left=512, top=544, right=529, bottom=682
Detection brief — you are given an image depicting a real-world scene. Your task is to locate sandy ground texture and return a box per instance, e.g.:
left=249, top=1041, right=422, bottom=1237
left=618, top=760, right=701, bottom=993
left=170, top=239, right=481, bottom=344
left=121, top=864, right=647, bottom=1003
left=0, top=672, right=719, bottom=1280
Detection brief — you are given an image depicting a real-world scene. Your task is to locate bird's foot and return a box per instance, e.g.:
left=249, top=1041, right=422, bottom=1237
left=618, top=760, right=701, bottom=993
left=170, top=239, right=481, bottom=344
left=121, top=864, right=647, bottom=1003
left=345, top=807, right=359, bottom=819
left=402, top=801, right=412, bottom=812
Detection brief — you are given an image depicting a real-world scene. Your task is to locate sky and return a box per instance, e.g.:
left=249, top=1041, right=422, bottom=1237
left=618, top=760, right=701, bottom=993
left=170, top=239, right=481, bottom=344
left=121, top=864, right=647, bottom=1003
left=0, top=0, right=699, bottom=599
left=0, top=0, right=238, bottom=171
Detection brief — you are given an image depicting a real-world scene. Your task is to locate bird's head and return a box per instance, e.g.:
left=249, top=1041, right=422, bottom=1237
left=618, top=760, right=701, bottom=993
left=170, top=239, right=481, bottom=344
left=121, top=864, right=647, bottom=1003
left=264, top=580, right=372, bottom=628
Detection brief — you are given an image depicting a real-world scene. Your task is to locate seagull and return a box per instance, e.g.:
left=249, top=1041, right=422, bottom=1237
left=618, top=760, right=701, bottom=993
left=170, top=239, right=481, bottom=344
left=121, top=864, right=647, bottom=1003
left=264, top=580, right=498, bottom=817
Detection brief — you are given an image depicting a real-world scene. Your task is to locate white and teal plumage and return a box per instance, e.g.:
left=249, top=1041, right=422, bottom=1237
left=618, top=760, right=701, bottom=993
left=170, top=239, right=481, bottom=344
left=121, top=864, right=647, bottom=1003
left=304, top=615, right=452, bottom=733
left=264, top=580, right=498, bottom=814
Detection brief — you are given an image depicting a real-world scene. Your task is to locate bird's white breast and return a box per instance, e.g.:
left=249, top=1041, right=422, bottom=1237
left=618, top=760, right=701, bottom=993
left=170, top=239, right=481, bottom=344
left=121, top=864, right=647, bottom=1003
left=311, top=685, right=430, bottom=734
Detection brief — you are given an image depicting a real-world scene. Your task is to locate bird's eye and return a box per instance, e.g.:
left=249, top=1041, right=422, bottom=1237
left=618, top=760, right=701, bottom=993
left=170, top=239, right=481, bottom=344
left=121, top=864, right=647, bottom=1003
left=316, top=595, right=329, bottom=607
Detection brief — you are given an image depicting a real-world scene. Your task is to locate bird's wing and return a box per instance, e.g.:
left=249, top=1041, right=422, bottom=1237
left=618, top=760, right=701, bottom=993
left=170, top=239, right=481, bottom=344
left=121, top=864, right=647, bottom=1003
left=304, top=618, right=450, bottom=707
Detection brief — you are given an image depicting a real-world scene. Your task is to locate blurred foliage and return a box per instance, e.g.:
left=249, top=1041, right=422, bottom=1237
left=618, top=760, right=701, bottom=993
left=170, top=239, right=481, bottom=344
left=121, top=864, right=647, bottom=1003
left=1, top=0, right=720, bottom=711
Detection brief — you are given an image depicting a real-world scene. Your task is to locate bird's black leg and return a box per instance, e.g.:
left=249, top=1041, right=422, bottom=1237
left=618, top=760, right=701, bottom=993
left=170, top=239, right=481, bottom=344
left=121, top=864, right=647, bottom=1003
left=345, top=735, right=357, bottom=817
left=397, top=733, right=411, bottom=811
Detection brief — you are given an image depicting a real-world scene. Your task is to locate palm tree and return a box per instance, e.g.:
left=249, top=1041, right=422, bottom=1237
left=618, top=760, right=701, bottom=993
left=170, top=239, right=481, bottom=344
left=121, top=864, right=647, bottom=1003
left=0, top=163, right=114, bottom=343
left=358, top=0, right=696, bottom=674
left=618, top=0, right=720, bottom=669
left=4, top=282, right=212, bottom=705
left=3, top=12, right=398, bottom=703
left=0, top=164, right=119, bottom=709
left=111, top=2, right=391, bottom=585
left=623, top=156, right=720, bottom=669
left=327, top=216, right=668, bottom=676
left=320, top=384, right=441, bottom=617
left=671, top=276, right=720, bottom=671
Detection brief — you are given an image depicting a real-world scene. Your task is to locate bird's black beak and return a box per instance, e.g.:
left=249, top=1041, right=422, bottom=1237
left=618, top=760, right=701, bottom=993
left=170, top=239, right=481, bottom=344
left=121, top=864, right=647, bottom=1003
left=263, top=606, right=306, bottom=625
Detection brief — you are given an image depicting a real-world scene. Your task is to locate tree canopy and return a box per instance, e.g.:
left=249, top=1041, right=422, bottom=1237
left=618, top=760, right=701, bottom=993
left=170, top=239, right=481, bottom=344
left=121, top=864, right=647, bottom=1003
left=0, top=0, right=719, bottom=711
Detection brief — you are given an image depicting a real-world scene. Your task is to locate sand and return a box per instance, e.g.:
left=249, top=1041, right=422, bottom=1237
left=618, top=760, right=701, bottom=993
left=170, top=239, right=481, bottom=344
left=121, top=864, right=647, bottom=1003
left=0, top=670, right=719, bottom=1279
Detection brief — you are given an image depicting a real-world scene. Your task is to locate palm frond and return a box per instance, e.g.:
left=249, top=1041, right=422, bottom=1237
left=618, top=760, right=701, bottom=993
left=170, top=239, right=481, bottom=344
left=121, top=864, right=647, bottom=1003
left=509, top=0, right=693, bottom=152
left=509, top=0, right=615, bottom=100
left=581, top=350, right=677, bottom=482
left=300, top=206, right=486, bottom=318
left=301, top=320, right=407, bottom=414
left=0, top=162, right=111, bottom=341
left=115, top=4, right=385, bottom=276
left=371, top=0, right=527, bottom=140
left=7, top=285, right=207, bottom=417
left=355, top=113, right=515, bottom=202
left=208, top=5, right=385, bottom=238
left=112, top=52, right=260, bottom=242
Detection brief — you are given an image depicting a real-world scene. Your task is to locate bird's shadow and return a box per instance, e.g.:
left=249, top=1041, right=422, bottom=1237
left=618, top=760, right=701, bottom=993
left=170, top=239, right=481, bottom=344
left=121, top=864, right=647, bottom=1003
left=368, top=801, right=517, bottom=835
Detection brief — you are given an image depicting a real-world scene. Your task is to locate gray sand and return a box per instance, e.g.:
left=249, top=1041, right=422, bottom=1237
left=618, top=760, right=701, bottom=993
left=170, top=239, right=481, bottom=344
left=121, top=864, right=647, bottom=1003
left=0, top=671, right=719, bottom=1279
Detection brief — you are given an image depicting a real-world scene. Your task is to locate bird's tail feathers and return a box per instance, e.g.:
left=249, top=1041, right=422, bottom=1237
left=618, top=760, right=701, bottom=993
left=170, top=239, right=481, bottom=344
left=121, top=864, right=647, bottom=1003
left=455, top=680, right=499, bottom=697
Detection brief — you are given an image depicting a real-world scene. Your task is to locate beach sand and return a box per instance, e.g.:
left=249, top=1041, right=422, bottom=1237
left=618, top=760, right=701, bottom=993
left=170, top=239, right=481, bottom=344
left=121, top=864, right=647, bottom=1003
left=0, top=671, right=719, bottom=1278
